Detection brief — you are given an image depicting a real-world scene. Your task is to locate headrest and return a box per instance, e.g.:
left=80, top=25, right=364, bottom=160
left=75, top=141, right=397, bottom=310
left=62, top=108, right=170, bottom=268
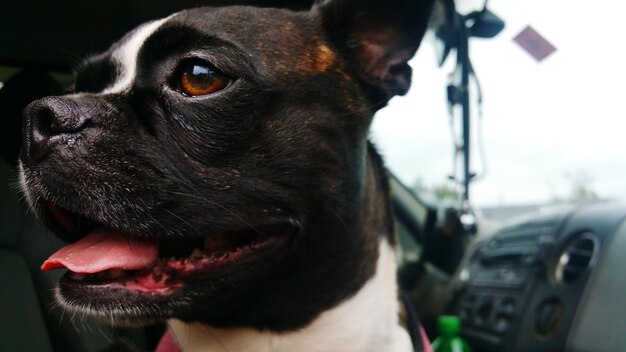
left=0, top=69, right=62, bottom=166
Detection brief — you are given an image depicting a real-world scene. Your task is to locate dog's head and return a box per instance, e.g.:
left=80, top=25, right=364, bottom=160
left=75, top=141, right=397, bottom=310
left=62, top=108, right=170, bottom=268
left=20, top=0, right=432, bottom=329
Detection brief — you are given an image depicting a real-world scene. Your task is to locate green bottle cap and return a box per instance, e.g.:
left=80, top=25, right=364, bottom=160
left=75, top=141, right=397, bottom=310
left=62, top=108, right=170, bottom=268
left=438, top=315, right=461, bottom=335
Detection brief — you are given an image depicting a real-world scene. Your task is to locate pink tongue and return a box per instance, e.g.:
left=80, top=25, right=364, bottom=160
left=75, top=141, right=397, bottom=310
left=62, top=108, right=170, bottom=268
left=41, top=228, right=159, bottom=273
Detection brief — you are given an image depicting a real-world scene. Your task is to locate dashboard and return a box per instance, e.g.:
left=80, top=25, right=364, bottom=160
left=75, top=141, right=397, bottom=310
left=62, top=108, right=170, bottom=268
left=453, top=202, right=626, bottom=352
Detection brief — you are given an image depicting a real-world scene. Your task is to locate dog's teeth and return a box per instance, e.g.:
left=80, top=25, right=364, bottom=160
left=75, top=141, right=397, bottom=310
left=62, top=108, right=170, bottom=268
left=203, top=234, right=232, bottom=252
left=190, top=248, right=204, bottom=259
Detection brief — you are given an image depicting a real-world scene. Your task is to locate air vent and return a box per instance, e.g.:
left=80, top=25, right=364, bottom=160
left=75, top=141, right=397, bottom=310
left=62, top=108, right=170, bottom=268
left=555, top=232, right=599, bottom=284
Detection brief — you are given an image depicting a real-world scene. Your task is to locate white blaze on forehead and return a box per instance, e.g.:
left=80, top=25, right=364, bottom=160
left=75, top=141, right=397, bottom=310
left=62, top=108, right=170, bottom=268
left=101, top=17, right=170, bottom=94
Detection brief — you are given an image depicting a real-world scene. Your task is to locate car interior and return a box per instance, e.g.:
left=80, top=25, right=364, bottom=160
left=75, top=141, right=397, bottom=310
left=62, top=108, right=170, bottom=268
left=1, top=0, right=625, bottom=351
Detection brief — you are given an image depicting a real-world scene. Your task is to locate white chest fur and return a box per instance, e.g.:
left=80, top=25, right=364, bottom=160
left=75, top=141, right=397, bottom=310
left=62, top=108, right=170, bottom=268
left=169, top=239, right=412, bottom=352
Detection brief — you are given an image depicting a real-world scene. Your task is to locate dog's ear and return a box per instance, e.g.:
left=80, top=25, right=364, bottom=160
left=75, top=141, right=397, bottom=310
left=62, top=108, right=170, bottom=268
left=316, top=0, right=434, bottom=107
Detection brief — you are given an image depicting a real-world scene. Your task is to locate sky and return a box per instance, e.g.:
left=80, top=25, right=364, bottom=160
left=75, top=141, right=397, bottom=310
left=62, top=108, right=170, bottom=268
left=371, top=0, right=626, bottom=207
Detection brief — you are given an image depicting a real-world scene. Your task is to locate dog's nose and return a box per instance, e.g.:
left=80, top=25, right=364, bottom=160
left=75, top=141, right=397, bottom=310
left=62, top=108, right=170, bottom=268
left=22, top=96, right=90, bottom=163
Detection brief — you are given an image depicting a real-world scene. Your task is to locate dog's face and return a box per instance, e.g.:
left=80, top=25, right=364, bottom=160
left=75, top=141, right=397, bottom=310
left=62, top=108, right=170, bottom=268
left=20, top=2, right=432, bottom=329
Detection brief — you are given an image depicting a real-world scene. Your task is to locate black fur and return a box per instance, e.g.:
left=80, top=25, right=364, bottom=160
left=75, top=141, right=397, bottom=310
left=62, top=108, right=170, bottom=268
left=20, top=1, right=433, bottom=331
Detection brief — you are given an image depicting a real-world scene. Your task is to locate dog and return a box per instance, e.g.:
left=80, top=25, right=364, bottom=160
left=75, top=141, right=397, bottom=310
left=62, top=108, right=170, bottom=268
left=19, top=1, right=434, bottom=351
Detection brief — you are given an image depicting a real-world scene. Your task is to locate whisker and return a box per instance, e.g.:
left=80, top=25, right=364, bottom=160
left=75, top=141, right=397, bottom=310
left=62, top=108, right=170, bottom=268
left=162, top=208, right=204, bottom=236
left=166, top=190, right=267, bottom=237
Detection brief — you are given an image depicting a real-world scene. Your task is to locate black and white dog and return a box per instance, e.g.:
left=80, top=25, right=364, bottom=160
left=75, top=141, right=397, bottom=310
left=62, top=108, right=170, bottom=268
left=19, top=1, right=434, bottom=351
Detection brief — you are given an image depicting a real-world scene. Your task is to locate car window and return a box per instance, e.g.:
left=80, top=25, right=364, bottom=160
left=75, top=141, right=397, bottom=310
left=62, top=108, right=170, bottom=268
left=372, top=0, right=626, bottom=220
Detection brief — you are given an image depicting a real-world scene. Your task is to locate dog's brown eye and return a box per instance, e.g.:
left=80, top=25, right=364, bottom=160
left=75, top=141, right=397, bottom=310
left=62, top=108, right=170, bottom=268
left=179, top=63, right=229, bottom=96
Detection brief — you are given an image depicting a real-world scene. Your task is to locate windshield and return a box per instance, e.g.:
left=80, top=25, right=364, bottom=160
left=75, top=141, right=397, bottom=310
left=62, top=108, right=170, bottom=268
left=372, top=0, right=626, bottom=217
